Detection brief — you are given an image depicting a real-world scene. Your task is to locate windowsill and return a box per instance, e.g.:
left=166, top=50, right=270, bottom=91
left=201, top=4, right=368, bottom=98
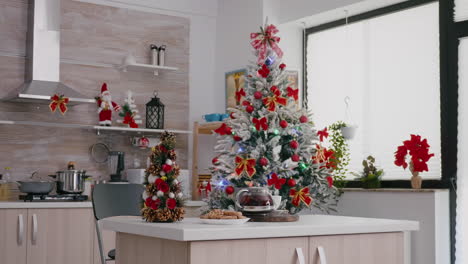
left=342, top=188, right=449, bottom=193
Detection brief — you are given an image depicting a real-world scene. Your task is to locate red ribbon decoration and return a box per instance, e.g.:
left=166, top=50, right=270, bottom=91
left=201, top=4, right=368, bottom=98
left=289, top=187, right=313, bottom=207
left=287, top=87, right=299, bottom=101
left=123, top=112, right=139, bottom=128
left=235, top=156, right=256, bottom=178
left=214, top=123, right=232, bottom=135
left=252, top=117, right=268, bottom=131
left=235, top=88, right=246, bottom=103
left=250, top=24, right=283, bottom=64
left=267, top=173, right=286, bottom=190
left=262, top=87, right=287, bottom=111
left=49, top=94, right=69, bottom=115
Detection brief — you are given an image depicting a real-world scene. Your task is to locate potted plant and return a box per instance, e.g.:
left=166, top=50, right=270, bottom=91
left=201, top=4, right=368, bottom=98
left=353, top=156, right=384, bottom=188
left=394, top=134, right=434, bottom=189
left=328, top=121, right=351, bottom=188
left=331, top=121, right=357, bottom=140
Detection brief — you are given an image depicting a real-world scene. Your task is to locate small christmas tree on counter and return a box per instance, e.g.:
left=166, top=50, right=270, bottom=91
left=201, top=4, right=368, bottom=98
left=208, top=23, right=340, bottom=214
left=142, top=132, right=185, bottom=222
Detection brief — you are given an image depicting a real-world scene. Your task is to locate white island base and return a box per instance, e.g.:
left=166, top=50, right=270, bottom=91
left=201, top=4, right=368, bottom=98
left=101, top=215, right=419, bottom=264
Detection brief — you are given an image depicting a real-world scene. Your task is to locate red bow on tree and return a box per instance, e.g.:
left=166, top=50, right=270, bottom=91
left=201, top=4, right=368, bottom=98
left=123, top=112, right=139, bottom=128
left=258, top=64, right=270, bottom=78
left=235, top=88, right=246, bottom=103
left=290, top=187, right=313, bottom=207
left=286, top=87, right=299, bottom=101
left=252, top=117, right=268, bottom=131
left=312, top=144, right=336, bottom=169
left=263, top=87, right=287, bottom=111
left=49, top=94, right=69, bottom=115
left=250, top=24, right=283, bottom=64
left=267, top=173, right=286, bottom=190
left=235, top=156, right=256, bottom=178
left=317, top=128, right=329, bottom=142
left=214, top=123, right=232, bottom=135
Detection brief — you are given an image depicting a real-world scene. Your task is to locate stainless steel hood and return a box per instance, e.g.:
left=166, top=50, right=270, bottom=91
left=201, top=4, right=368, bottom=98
left=4, top=0, right=94, bottom=104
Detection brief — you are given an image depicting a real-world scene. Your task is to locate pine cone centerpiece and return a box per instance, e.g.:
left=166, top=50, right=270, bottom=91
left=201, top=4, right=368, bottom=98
left=142, top=131, right=185, bottom=222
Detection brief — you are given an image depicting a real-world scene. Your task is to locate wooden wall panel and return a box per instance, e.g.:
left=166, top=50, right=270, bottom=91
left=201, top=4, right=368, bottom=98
left=0, top=0, right=189, bottom=182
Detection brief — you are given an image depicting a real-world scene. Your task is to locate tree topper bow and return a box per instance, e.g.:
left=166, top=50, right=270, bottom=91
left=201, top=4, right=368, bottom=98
left=250, top=24, right=283, bottom=64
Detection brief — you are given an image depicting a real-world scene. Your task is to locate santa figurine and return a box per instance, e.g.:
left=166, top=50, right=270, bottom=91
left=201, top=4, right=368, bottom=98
left=95, top=83, right=121, bottom=126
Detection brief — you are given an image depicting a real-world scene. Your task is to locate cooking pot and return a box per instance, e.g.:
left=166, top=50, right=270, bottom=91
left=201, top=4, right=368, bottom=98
left=17, top=181, right=54, bottom=194
left=50, top=170, right=90, bottom=194
left=17, top=171, right=55, bottom=194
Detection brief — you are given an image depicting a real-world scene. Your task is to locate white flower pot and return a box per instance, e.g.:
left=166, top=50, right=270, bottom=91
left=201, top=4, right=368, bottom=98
left=340, top=126, right=357, bottom=140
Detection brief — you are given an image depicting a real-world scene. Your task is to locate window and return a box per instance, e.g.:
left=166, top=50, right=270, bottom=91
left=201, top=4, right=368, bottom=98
left=455, top=0, right=468, bottom=22
left=456, top=37, right=468, bottom=264
left=306, top=2, right=441, bottom=180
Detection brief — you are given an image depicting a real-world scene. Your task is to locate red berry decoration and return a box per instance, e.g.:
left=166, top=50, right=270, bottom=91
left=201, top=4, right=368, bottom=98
left=246, top=105, right=254, bottom=113
left=259, top=157, right=269, bottom=166
left=291, top=154, right=300, bottom=162
left=280, top=120, right=288, bottom=128
left=212, top=157, right=219, bottom=165
left=233, top=135, right=242, bottom=141
left=279, top=63, right=286, bottom=70
left=299, top=115, right=308, bottom=123
left=225, top=186, right=235, bottom=195
left=254, top=91, right=262, bottom=99
left=290, top=140, right=299, bottom=149
left=230, top=112, right=236, bottom=119
left=287, top=178, right=296, bottom=187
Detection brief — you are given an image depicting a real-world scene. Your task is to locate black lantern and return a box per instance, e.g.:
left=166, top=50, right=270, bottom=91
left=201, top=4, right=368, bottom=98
left=146, top=92, right=165, bottom=129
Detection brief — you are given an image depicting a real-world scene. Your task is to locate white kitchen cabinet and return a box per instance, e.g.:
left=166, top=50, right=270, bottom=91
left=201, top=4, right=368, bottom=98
left=309, top=232, right=404, bottom=264
left=26, top=208, right=95, bottom=264
left=0, top=209, right=27, bottom=264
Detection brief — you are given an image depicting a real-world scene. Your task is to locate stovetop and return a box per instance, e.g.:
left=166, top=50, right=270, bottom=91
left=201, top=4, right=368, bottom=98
left=19, top=194, right=88, bottom=202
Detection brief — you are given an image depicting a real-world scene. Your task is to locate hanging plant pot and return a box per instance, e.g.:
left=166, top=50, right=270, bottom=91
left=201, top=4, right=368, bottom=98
left=340, top=126, right=357, bottom=140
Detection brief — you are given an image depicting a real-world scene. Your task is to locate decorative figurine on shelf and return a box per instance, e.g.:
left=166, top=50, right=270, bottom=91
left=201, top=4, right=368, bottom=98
left=142, top=132, right=185, bottom=222
left=146, top=91, right=165, bottom=129
left=95, top=83, right=121, bottom=126
left=117, top=90, right=143, bottom=128
left=198, top=180, right=212, bottom=199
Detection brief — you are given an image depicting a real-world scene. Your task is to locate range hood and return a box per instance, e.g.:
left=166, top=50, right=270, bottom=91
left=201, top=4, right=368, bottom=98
left=4, top=0, right=94, bottom=104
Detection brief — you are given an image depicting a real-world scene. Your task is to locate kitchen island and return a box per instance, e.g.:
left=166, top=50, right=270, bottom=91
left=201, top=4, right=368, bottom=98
left=101, top=215, right=419, bottom=264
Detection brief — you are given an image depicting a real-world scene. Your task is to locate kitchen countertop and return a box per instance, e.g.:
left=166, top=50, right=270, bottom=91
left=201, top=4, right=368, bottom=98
left=0, top=200, right=205, bottom=209
left=0, top=201, right=93, bottom=209
left=100, top=215, right=419, bottom=242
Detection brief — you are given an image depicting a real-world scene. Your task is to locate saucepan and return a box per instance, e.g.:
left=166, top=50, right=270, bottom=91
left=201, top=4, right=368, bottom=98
left=50, top=170, right=91, bottom=194
left=17, top=172, right=55, bottom=194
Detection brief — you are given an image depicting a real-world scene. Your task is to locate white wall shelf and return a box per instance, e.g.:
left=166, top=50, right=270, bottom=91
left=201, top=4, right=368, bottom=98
left=120, top=62, right=178, bottom=76
left=0, top=120, right=191, bottom=135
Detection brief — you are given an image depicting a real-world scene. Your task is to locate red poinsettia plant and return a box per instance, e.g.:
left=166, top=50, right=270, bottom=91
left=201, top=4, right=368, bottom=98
left=394, top=134, right=434, bottom=173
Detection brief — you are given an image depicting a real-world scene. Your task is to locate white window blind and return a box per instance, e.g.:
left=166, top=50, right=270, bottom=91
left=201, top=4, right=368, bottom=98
left=455, top=0, right=468, bottom=22
left=307, top=2, right=441, bottom=180
left=456, top=37, right=468, bottom=264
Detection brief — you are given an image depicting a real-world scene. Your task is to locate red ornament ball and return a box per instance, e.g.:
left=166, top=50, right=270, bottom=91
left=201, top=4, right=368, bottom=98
left=230, top=112, right=236, bottom=119
left=166, top=198, right=177, bottom=210
left=290, top=140, right=299, bottom=149
left=259, top=157, right=269, bottom=166
left=299, top=115, right=308, bottom=123
left=279, top=63, right=286, bottom=70
left=291, top=154, right=300, bottom=162
left=287, top=178, right=296, bottom=187
left=254, top=91, right=262, bottom=100
left=212, top=157, right=219, bottom=165
left=225, top=186, right=235, bottom=195
left=246, top=105, right=254, bottom=113
left=280, top=120, right=288, bottom=128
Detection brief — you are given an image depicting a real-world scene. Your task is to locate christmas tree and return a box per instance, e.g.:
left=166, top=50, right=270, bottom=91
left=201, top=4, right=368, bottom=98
left=142, top=132, right=185, bottom=222
left=118, top=90, right=143, bottom=128
left=208, top=23, right=340, bottom=214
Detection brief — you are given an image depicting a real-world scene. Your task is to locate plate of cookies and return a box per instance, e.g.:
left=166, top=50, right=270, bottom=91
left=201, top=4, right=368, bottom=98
left=199, top=209, right=250, bottom=225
